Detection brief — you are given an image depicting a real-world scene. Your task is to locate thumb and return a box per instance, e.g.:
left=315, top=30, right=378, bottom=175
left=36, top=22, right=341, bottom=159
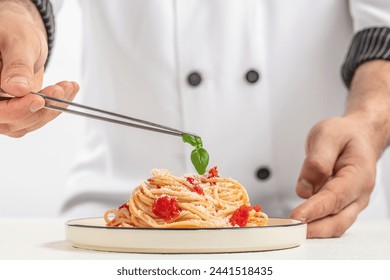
left=1, top=44, right=41, bottom=97
left=296, top=122, right=344, bottom=198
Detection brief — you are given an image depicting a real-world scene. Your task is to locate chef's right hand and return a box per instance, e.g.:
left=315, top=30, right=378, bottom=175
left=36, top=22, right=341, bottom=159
left=0, top=82, right=80, bottom=137
left=0, top=0, right=48, bottom=96
left=0, top=1, right=80, bottom=137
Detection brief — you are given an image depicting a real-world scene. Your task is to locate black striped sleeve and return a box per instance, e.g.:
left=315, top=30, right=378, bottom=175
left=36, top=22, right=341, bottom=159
left=342, top=27, right=390, bottom=88
left=31, top=0, right=55, bottom=67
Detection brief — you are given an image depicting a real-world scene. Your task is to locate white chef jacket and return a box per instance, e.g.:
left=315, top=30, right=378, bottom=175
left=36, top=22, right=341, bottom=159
left=52, top=0, right=390, bottom=219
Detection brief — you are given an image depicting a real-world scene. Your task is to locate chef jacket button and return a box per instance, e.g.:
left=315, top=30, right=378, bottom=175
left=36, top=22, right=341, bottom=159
left=187, top=71, right=202, bottom=87
left=256, top=166, right=271, bottom=181
left=245, top=69, right=260, bottom=84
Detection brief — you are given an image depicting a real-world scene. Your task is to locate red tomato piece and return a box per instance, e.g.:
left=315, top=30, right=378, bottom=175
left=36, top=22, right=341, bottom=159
left=230, top=205, right=252, bottom=227
left=152, top=196, right=181, bottom=221
left=193, top=185, right=204, bottom=195
left=186, top=177, right=195, bottom=184
left=208, top=166, right=219, bottom=178
left=118, top=203, right=128, bottom=210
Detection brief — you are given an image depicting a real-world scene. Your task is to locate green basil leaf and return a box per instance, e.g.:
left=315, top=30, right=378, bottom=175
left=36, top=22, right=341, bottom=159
left=182, top=133, right=198, bottom=146
left=182, top=133, right=203, bottom=149
left=195, top=137, right=203, bottom=148
left=191, top=147, right=209, bottom=175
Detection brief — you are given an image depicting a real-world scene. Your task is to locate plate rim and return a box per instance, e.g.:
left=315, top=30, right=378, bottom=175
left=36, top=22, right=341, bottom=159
left=66, top=217, right=306, bottom=231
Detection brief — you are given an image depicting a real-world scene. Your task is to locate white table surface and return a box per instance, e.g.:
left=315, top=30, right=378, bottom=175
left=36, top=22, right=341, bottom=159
left=1, top=218, right=389, bottom=260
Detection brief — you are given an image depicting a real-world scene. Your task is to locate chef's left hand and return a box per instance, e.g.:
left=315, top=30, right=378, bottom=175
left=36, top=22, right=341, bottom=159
left=290, top=115, right=377, bottom=238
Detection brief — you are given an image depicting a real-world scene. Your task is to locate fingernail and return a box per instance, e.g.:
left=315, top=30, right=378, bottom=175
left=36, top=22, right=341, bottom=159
left=8, top=77, right=29, bottom=86
left=290, top=212, right=307, bottom=223
left=301, top=179, right=313, bottom=189
left=29, top=102, right=42, bottom=113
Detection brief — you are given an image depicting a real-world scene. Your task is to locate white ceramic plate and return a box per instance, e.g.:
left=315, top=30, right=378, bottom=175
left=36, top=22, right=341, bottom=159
left=66, top=218, right=306, bottom=253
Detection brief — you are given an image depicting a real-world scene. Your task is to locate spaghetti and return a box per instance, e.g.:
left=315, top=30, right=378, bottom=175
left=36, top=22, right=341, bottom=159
left=104, top=166, right=268, bottom=228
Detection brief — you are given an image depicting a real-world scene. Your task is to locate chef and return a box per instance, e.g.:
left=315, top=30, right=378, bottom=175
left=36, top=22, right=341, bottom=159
left=0, top=0, right=389, bottom=238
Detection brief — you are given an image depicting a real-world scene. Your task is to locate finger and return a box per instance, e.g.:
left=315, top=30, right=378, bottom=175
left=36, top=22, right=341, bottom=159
left=305, top=201, right=365, bottom=238
left=0, top=36, right=46, bottom=96
left=291, top=167, right=361, bottom=223
left=35, top=84, right=66, bottom=119
left=4, top=128, right=29, bottom=138
left=37, top=80, right=80, bottom=116
left=296, top=126, right=344, bottom=198
left=31, top=67, right=45, bottom=92
left=0, top=93, right=44, bottom=124
left=71, top=81, right=80, bottom=95
left=20, top=82, right=79, bottom=133
left=55, top=81, right=79, bottom=102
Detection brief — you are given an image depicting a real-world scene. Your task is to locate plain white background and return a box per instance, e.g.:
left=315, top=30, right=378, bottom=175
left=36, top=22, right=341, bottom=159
left=0, top=0, right=83, bottom=217
left=0, top=0, right=389, bottom=218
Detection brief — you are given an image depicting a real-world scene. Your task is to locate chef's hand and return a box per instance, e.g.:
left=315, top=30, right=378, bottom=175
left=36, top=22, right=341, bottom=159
left=0, top=0, right=47, bottom=96
left=291, top=60, right=390, bottom=238
left=290, top=116, right=376, bottom=238
left=0, top=81, right=80, bottom=137
left=0, top=1, right=80, bottom=137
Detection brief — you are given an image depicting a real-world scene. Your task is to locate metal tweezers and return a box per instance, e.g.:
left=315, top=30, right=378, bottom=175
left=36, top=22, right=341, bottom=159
left=0, top=92, right=198, bottom=137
